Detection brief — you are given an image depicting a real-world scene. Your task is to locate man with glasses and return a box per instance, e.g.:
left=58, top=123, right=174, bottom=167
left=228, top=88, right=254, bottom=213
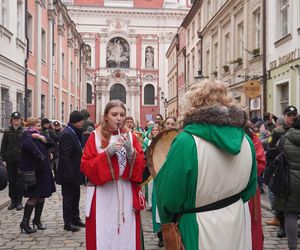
left=267, top=105, right=298, bottom=238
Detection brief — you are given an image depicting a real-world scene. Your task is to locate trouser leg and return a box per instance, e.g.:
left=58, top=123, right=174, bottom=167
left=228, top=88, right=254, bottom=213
left=285, top=212, right=298, bottom=250
left=72, top=185, right=81, bottom=223
left=62, top=185, right=75, bottom=225
left=7, top=162, right=23, bottom=203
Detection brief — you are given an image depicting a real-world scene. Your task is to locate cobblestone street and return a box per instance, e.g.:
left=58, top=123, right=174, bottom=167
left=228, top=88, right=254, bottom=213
left=0, top=187, right=299, bottom=250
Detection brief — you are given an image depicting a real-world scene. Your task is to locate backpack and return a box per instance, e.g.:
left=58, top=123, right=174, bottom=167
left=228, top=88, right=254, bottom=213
left=265, top=136, right=290, bottom=196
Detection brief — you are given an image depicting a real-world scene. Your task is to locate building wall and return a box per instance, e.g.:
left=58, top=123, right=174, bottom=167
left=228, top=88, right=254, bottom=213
left=266, top=0, right=300, bottom=116
left=27, top=0, right=88, bottom=123
left=0, top=0, right=26, bottom=130
left=200, top=0, right=264, bottom=117
left=67, top=1, right=190, bottom=127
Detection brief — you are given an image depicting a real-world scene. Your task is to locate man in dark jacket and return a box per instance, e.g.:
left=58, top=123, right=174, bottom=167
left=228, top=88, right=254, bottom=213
left=56, top=111, right=85, bottom=232
left=0, top=112, right=24, bottom=210
left=267, top=105, right=298, bottom=237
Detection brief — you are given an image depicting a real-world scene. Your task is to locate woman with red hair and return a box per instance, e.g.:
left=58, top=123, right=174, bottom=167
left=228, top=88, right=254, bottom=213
left=81, top=100, right=146, bottom=250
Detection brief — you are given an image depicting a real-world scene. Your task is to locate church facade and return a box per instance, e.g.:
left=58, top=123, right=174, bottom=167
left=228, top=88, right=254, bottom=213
left=65, top=0, right=191, bottom=126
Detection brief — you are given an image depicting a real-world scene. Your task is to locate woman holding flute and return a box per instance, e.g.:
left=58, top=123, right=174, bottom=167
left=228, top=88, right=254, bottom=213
left=81, top=100, right=146, bottom=250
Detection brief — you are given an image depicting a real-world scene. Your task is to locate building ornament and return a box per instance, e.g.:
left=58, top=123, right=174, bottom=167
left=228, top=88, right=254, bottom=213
left=67, top=37, right=74, bottom=48
left=47, top=9, right=57, bottom=23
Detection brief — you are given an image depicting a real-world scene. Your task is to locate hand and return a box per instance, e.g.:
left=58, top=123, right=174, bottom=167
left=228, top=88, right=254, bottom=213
left=2, top=161, right=6, bottom=167
left=123, top=133, right=134, bottom=159
left=107, top=140, right=124, bottom=156
left=31, top=133, right=40, bottom=139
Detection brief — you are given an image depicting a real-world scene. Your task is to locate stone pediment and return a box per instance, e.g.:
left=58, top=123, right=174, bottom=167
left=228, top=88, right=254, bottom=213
left=107, top=18, right=130, bottom=34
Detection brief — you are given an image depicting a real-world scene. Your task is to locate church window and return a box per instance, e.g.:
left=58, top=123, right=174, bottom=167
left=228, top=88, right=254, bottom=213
left=144, top=84, right=155, bottom=105
left=110, top=84, right=126, bottom=103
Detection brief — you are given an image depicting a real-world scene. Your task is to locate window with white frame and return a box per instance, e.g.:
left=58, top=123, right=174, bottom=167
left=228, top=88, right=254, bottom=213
left=53, top=42, right=56, bottom=70
left=206, top=49, right=210, bottom=77
left=41, top=94, right=45, bottom=118
left=192, top=21, right=195, bottom=39
left=186, top=56, right=190, bottom=86
left=237, top=22, right=244, bottom=59
left=0, top=87, right=9, bottom=128
left=53, top=97, right=56, bottom=118
left=192, top=52, right=195, bottom=79
left=0, top=0, right=8, bottom=27
left=27, top=89, right=32, bottom=117
left=62, top=52, right=65, bottom=77
left=213, top=42, right=218, bottom=73
left=70, top=61, right=74, bottom=83
left=87, top=83, right=93, bottom=104
left=254, top=9, right=261, bottom=49
left=17, top=0, right=23, bottom=39
left=61, top=101, right=65, bottom=123
left=224, top=33, right=230, bottom=64
left=277, top=82, right=289, bottom=113
left=144, top=84, right=155, bottom=105
left=278, top=0, right=289, bottom=38
left=16, top=92, right=23, bottom=115
left=27, top=12, right=33, bottom=52
left=41, top=28, right=46, bottom=62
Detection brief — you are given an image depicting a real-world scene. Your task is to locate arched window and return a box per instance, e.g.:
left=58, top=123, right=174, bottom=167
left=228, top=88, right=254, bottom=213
left=144, top=84, right=155, bottom=105
left=107, top=37, right=130, bottom=68
left=110, top=84, right=126, bottom=104
left=87, top=83, right=93, bottom=104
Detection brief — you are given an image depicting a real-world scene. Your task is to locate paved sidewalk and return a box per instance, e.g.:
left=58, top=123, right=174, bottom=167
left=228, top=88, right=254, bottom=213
left=0, top=185, right=299, bottom=250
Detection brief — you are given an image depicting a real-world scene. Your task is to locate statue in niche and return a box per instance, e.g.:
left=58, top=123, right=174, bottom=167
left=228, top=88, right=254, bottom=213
left=85, top=44, right=91, bottom=67
left=107, top=37, right=130, bottom=68
left=145, top=47, right=154, bottom=68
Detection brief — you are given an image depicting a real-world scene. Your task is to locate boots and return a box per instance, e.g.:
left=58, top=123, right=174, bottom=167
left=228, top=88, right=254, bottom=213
left=277, top=216, right=286, bottom=238
left=32, top=202, right=46, bottom=230
left=20, top=204, right=37, bottom=234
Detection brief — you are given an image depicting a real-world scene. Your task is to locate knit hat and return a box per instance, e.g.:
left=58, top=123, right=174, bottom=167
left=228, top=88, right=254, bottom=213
left=69, top=111, right=84, bottom=124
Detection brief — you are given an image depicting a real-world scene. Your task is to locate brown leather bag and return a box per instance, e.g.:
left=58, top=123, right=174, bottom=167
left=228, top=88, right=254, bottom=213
left=161, top=223, right=185, bottom=250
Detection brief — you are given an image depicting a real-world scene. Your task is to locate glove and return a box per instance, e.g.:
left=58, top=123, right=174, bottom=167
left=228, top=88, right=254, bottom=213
left=123, top=139, right=134, bottom=160
left=107, top=143, right=118, bottom=157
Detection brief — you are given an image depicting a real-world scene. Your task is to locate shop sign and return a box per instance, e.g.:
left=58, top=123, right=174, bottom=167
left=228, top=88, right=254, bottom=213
left=244, top=80, right=261, bottom=98
left=269, top=49, right=300, bottom=69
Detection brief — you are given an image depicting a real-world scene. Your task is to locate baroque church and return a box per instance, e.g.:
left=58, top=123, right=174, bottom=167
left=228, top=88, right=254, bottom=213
left=64, top=0, right=191, bottom=126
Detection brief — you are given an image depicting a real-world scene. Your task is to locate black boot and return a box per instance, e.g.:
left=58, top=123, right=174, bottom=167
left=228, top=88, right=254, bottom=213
left=7, top=201, right=16, bottom=210
left=277, top=216, right=286, bottom=238
left=32, top=202, right=46, bottom=230
left=20, top=204, right=37, bottom=234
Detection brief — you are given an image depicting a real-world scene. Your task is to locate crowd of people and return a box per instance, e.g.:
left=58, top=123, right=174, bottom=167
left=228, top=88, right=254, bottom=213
left=0, top=79, right=299, bottom=250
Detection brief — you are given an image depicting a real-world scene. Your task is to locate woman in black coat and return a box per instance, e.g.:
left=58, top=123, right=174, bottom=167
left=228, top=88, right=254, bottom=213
left=19, top=118, right=56, bottom=234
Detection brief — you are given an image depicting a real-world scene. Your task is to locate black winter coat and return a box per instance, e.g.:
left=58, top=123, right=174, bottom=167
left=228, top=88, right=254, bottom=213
left=0, top=125, right=24, bottom=162
left=283, top=129, right=300, bottom=212
left=56, top=125, right=84, bottom=186
left=20, top=129, right=56, bottom=198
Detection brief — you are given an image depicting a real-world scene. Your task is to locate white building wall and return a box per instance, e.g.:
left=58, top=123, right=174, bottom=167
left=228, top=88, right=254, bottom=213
left=0, top=0, right=26, bottom=129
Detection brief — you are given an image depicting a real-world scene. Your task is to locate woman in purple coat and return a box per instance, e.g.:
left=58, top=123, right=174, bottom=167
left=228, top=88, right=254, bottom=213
left=19, top=117, right=56, bottom=234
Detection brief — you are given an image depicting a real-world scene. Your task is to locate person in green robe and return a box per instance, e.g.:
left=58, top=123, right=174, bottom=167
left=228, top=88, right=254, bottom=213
left=155, top=80, right=257, bottom=250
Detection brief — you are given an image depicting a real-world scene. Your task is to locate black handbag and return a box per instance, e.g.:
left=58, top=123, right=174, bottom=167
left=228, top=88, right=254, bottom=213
left=0, top=165, right=8, bottom=191
left=19, top=170, right=36, bottom=190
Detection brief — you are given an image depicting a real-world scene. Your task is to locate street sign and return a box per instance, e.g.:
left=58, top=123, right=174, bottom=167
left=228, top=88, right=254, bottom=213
left=243, top=80, right=261, bottom=98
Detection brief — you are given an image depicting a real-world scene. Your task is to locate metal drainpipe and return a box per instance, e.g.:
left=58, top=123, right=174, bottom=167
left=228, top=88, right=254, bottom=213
left=24, top=0, right=29, bottom=119
left=262, top=0, right=267, bottom=113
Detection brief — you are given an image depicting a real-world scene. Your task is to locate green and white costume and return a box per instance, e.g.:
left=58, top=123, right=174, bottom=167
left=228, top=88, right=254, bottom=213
left=155, top=106, right=257, bottom=250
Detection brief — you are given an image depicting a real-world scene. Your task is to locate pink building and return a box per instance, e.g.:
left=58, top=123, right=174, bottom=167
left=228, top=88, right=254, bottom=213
left=27, top=0, right=88, bottom=123
left=66, top=0, right=192, bottom=127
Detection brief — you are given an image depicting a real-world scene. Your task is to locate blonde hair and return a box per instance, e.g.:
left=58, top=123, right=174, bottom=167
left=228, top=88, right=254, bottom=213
left=183, top=79, right=234, bottom=117
left=25, top=117, right=41, bottom=128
